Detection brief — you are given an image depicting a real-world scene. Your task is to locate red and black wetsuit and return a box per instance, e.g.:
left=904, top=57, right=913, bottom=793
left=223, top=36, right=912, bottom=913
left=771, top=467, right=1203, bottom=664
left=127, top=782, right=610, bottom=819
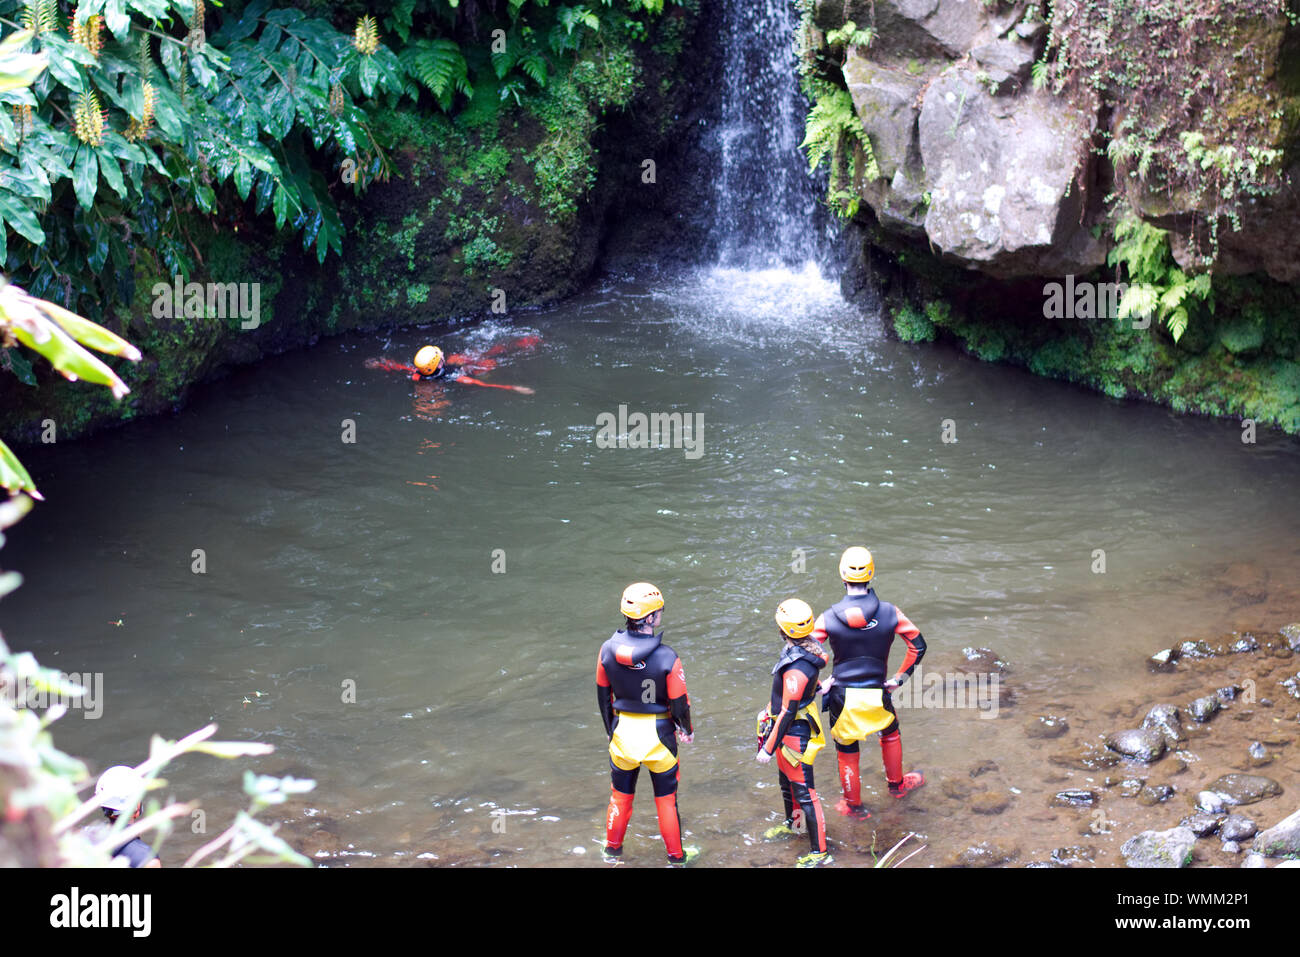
left=759, top=642, right=828, bottom=853
left=813, top=588, right=926, bottom=803
left=596, top=629, right=692, bottom=859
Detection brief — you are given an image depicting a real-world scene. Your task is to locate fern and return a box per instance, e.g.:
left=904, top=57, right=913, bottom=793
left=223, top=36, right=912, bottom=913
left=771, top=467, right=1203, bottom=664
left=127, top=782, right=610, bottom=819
left=1108, top=214, right=1214, bottom=342
left=826, top=20, right=874, bottom=48
left=518, top=53, right=548, bottom=88
left=400, top=38, right=472, bottom=112
left=802, top=86, right=879, bottom=217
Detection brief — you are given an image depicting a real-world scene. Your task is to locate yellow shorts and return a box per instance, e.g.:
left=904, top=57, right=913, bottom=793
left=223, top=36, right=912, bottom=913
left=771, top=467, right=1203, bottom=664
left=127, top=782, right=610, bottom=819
left=830, top=688, right=895, bottom=746
left=609, top=712, right=678, bottom=774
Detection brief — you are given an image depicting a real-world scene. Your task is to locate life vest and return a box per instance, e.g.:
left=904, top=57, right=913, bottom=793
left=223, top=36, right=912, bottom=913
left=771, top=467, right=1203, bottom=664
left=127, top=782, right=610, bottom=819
left=769, top=643, right=826, bottom=715
left=820, top=590, right=899, bottom=688
left=599, top=630, right=677, bottom=714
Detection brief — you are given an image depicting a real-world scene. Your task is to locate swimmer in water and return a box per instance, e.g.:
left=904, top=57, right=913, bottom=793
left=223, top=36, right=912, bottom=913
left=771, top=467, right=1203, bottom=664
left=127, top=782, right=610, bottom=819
left=364, top=337, right=538, bottom=394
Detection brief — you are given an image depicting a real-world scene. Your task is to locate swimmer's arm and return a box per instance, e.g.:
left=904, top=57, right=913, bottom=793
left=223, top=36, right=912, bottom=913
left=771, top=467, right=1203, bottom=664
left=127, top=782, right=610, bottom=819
left=666, top=657, right=692, bottom=737
left=596, top=656, right=615, bottom=738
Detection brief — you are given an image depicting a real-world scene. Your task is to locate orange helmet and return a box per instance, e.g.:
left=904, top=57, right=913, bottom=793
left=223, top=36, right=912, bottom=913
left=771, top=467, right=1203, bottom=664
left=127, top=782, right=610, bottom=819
left=775, top=598, right=815, bottom=639
left=414, top=345, right=444, bottom=376
left=620, top=582, right=664, bottom=620
left=839, top=546, right=875, bottom=583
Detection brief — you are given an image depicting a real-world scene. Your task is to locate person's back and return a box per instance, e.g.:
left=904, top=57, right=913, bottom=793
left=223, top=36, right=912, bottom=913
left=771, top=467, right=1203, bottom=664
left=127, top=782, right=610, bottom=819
left=595, top=583, right=695, bottom=864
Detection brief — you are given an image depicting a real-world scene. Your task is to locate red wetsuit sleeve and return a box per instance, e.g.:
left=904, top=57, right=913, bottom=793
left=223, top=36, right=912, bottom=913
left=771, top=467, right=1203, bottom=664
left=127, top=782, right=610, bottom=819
left=762, top=668, right=810, bottom=754
left=892, top=610, right=927, bottom=684
left=667, top=657, right=693, bottom=734
left=596, top=654, right=616, bottom=738
left=811, top=613, right=828, bottom=644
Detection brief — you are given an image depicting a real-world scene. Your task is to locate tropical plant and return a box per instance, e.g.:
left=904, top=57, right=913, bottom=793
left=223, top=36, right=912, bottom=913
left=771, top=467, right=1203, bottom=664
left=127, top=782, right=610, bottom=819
left=1109, top=213, right=1213, bottom=343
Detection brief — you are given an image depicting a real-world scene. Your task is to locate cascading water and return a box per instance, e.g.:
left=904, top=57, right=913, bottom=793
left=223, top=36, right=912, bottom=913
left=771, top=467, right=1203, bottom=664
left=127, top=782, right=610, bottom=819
left=711, top=0, right=833, bottom=269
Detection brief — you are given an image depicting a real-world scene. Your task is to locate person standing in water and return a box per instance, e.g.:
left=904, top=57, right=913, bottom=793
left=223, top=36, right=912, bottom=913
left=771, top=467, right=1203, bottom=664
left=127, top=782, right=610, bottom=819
left=756, top=598, right=832, bottom=867
left=813, top=547, right=927, bottom=817
left=596, top=582, right=697, bottom=865
left=81, top=766, right=162, bottom=867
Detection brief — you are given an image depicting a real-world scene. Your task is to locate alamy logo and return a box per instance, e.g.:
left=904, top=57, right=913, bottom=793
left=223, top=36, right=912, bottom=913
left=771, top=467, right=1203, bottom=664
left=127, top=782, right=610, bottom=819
left=595, top=404, right=705, bottom=460
left=151, top=275, right=262, bottom=329
left=0, top=671, right=103, bottom=719
left=1042, top=275, right=1153, bottom=327
left=50, top=887, right=151, bottom=937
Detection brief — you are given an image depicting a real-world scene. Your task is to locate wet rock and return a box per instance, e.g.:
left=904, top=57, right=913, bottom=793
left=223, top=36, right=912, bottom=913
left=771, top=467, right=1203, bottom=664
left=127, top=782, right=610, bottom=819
left=1121, top=826, right=1197, bottom=868
left=1026, top=715, right=1069, bottom=739
left=1180, top=812, right=1224, bottom=838
left=1052, top=789, right=1099, bottom=808
left=1242, top=853, right=1268, bottom=868
left=1117, top=777, right=1146, bottom=798
left=1137, top=783, right=1175, bottom=806
left=949, top=839, right=1020, bottom=868
left=1106, top=728, right=1167, bottom=763
left=1220, top=815, right=1257, bottom=842
left=1247, top=742, right=1272, bottom=767
left=1142, top=704, right=1186, bottom=746
left=1049, top=744, right=1120, bottom=771
left=1165, top=754, right=1188, bottom=775
left=1204, top=774, right=1284, bottom=807
left=960, top=647, right=1011, bottom=674
left=1216, top=685, right=1242, bottom=703
left=1188, top=696, right=1221, bottom=723
left=1276, top=860, right=1300, bottom=868
left=941, top=777, right=973, bottom=800
left=1281, top=673, right=1300, bottom=700
left=1231, top=634, right=1260, bottom=654
left=1051, top=845, right=1096, bottom=866
left=971, top=790, right=1011, bottom=815
left=1222, top=841, right=1242, bottom=854
left=1197, top=791, right=1228, bottom=814
left=1281, top=624, right=1300, bottom=653
left=1260, top=698, right=1274, bottom=708
left=1148, top=648, right=1180, bottom=673
left=1179, top=640, right=1216, bottom=660
left=1251, top=808, right=1300, bottom=858
left=969, top=759, right=998, bottom=778
left=1175, top=750, right=1198, bottom=766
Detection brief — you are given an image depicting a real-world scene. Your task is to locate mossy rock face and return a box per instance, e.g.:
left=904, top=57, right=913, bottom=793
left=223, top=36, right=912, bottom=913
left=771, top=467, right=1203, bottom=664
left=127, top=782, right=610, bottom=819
left=1218, top=319, right=1266, bottom=357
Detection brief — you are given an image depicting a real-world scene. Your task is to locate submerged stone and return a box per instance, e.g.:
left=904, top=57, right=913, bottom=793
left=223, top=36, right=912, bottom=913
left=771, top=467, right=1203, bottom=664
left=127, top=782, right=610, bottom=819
left=1026, top=715, right=1069, bottom=739
left=1142, top=704, right=1185, bottom=746
left=1051, top=789, right=1099, bottom=807
left=949, top=840, right=1020, bottom=868
left=1204, top=774, right=1283, bottom=807
left=1137, top=783, right=1175, bottom=806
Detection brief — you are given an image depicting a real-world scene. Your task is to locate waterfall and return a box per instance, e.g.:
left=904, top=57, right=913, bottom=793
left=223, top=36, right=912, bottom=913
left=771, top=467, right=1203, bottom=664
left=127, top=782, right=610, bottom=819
left=711, top=0, right=832, bottom=270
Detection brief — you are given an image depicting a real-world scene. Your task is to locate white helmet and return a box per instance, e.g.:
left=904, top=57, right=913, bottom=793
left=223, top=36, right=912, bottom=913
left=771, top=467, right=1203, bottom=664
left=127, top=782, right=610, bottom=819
left=95, top=765, right=143, bottom=813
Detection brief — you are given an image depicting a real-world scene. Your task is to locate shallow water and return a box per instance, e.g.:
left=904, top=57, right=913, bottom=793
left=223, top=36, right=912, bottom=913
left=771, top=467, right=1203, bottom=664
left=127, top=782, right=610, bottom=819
left=5, top=263, right=1300, bottom=867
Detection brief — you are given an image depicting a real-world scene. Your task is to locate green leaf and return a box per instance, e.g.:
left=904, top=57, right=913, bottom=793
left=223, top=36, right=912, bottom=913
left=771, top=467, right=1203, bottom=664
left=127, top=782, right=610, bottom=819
left=234, top=158, right=251, bottom=201
left=0, top=436, right=37, bottom=497
left=0, top=192, right=44, bottom=244
left=97, top=151, right=126, bottom=198
left=5, top=347, right=36, bottom=386
left=72, top=147, right=98, bottom=210
left=104, top=0, right=132, bottom=41
left=272, top=182, right=288, bottom=228
left=359, top=56, right=378, bottom=98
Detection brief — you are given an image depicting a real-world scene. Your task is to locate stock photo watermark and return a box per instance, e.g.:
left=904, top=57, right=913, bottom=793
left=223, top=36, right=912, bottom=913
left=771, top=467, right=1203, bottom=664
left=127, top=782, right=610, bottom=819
left=151, top=275, right=262, bottom=330
left=891, top=666, right=1001, bottom=720
left=0, top=670, right=103, bottom=719
left=1042, top=275, right=1155, bottom=326
left=595, top=404, right=705, bottom=460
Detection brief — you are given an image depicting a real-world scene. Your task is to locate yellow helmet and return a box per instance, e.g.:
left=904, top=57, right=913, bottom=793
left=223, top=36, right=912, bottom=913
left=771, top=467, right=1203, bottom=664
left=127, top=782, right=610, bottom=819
left=775, top=598, right=815, bottom=639
left=620, top=582, right=664, bottom=620
left=839, top=546, right=875, bottom=583
left=414, top=345, right=444, bottom=376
